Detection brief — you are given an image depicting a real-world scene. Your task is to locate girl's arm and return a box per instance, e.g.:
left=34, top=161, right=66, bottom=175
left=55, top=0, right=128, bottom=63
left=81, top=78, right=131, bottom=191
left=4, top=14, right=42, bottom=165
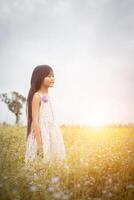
left=31, top=93, right=43, bottom=148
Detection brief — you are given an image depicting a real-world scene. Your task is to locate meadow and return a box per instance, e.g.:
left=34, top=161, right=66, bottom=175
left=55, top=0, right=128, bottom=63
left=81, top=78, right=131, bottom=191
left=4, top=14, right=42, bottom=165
left=0, top=124, right=134, bottom=200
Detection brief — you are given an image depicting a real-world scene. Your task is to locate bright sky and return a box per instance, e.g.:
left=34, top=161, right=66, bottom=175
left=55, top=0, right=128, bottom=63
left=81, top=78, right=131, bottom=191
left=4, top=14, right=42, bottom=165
left=0, top=0, right=134, bottom=125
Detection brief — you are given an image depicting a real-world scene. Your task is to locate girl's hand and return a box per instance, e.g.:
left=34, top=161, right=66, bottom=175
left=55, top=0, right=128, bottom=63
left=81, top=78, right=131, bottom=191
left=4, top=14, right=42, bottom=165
left=37, top=144, right=44, bottom=158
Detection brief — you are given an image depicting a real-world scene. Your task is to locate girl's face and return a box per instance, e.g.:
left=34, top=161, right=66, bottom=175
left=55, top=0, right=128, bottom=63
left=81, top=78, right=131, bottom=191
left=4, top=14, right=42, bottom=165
left=42, top=70, right=55, bottom=88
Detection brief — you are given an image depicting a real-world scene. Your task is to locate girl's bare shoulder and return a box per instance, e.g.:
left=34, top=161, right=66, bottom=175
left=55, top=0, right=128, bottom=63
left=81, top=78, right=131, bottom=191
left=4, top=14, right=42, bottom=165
left=32, top=92, right=42, bottom=102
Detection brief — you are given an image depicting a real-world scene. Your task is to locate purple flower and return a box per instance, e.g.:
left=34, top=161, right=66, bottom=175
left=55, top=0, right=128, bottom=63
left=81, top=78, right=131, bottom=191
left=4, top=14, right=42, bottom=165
left=51, top=176, right=60, bottom=183
left=42, top=95, right=48, bottom=103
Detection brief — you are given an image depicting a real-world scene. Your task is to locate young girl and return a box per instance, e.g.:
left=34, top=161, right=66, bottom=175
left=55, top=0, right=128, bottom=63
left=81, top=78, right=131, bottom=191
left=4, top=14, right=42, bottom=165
left=25, top=65, right=66, bottom=163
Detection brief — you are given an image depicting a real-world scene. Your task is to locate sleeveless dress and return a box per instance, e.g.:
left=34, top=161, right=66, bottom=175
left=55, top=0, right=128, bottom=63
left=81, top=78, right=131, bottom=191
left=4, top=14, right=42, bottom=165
left=25, top=92, right=66, bottom=163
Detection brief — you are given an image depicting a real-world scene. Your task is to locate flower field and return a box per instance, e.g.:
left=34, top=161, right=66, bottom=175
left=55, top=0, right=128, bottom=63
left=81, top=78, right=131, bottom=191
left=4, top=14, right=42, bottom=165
left=0, top=124, right=134, bottom=200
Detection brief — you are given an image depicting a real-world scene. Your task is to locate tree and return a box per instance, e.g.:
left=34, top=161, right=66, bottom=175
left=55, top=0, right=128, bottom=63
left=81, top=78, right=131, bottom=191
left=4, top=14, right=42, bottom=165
left=0, top=91, right=26, bottom=125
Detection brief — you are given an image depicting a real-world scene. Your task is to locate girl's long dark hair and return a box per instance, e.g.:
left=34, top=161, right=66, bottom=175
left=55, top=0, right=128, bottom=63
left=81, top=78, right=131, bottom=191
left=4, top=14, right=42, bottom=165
left=26, top=65, right=53, bottom=138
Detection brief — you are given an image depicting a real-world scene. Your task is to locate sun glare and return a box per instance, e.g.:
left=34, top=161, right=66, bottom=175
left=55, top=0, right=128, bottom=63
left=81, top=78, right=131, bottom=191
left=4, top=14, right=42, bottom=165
left=89, top=114, right=108, bottom=127
left=90, top=120, right=105, bottom=127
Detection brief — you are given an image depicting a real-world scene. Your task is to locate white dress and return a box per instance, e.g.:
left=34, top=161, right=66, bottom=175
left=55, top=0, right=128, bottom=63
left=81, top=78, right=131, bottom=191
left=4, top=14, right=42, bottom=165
left=25, top=92, right=66, bottom=163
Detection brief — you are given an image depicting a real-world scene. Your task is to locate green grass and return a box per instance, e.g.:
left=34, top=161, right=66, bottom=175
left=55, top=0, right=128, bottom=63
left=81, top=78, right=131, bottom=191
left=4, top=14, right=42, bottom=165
left=0, top=124, right=134, bottom=200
